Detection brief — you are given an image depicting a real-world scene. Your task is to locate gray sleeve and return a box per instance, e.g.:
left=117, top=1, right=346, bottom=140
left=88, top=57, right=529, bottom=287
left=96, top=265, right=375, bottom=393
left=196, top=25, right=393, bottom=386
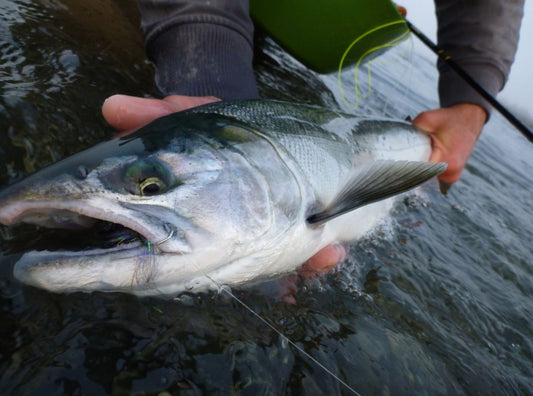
left=435, top=0, right=524, bottom=114
left=136, top=0, right=258, bottom=100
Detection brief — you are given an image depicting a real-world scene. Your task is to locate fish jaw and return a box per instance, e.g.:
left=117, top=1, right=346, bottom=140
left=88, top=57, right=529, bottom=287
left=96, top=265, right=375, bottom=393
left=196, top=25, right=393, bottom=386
left=0, top=194, right=192, bottom=254
left=1, top=193, right=228, bottom=295
left=13, top=244, right=149, bottom=293
left=0, top=195, right=200, bottom=294
left=11, top=242, right=225, bottom=296
left=0, top=173, right=209, bottom=295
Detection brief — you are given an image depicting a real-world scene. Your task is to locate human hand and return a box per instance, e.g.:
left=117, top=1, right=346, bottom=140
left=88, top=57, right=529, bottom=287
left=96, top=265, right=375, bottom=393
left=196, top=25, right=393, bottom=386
left=102, top=94, right=220, bottom=132
left=412, top=103, right=486, bottom=185
left=281, top=243, right=348, bottom=304
left=101, top=94, right=348, bottom=292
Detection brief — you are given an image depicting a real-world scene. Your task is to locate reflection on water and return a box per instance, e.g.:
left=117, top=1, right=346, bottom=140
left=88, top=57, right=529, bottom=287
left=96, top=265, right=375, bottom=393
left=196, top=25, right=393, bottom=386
left=1, top=0, right=533, bottom=394
left=0, top=0, right=155, bottom=186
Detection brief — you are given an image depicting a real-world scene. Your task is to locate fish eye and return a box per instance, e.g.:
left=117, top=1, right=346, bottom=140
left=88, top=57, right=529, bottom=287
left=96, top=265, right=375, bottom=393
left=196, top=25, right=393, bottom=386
left=121, top=159, right=175, bottom=196
left=139, top=177, right=164, bottom=196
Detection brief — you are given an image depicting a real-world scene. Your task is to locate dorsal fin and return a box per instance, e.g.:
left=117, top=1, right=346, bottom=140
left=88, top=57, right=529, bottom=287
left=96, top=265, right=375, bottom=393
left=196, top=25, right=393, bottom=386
left=307, top=160, right=446, bottom=225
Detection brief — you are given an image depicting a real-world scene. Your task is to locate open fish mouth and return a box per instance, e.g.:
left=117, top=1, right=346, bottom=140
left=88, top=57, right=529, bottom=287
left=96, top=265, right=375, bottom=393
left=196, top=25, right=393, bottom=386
left=0, top=206, right=172, bottom=293
left=0, top=201, right=189, bottom=257
left=0, top=202, right=189, bottom=293
left=3, top=217, right=146, bottom=255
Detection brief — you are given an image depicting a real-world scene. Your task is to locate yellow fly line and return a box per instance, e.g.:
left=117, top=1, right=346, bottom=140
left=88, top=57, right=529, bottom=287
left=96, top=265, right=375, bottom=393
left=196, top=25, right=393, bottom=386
left=337, top=20, right=411, bottom=110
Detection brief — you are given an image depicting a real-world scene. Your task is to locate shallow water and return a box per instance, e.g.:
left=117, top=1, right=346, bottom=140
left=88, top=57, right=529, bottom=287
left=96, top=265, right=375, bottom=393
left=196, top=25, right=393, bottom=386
left=1, top=1, right=532, bottom=394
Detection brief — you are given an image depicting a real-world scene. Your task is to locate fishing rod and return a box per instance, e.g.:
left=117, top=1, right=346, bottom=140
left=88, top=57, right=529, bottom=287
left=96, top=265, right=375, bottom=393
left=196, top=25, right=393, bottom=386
left=405, top=19, right=533, bottom=143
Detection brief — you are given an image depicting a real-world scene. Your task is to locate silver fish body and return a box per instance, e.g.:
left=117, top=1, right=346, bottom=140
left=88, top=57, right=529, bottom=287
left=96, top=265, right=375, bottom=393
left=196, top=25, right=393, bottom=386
left=0, top=100, right=445, bottom=296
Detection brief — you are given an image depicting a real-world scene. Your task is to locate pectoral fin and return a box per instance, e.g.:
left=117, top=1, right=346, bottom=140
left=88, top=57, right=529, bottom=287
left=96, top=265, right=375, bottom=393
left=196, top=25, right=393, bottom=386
left=307, top=161, right=446, bottom=225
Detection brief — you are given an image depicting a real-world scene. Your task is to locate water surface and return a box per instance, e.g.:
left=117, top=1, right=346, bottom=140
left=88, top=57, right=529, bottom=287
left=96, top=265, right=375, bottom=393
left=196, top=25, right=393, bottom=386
left=1, top=1, right=532, bottom=394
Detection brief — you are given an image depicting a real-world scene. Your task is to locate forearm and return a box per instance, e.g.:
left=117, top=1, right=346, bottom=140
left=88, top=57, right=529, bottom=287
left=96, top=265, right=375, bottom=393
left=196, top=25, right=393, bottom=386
left=435, top=0, right=524, bottom=114
left=136, top=0, right=258, bottom=100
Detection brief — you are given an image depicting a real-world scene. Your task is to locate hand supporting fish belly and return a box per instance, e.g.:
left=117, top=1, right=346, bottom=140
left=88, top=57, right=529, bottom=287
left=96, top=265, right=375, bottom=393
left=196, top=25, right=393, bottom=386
left=0, top=100, right=446, bottom=296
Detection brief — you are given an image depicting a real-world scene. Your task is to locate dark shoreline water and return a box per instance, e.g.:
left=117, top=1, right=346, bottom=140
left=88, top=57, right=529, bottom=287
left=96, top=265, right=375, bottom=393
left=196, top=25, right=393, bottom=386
left=1, top=1, right=532, bottom=394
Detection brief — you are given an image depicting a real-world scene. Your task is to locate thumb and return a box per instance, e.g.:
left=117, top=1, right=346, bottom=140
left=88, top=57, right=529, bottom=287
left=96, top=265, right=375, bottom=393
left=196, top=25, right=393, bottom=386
left=428, top=145, right=444, bottom=164
left=427, top=141, right=455, bottom=192
left=102, top=95, right=174, bottom=131
left=411, top=109, right=447, bottom=136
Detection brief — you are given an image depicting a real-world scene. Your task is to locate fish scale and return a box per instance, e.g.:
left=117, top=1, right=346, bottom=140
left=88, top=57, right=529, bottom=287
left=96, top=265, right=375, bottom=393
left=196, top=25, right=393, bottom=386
left=0, top=99, right=444, bottom=296
left=188, top=100, right=430, bottom=203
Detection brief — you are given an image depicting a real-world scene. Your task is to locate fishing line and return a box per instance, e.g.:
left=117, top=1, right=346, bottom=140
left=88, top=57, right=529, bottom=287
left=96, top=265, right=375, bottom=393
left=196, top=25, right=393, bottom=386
left=376, top=33, right=416, bottom=116
left=173, top=255, right=361, bottom=392
left=132, top=240, right=155, bottom=286
left=348, top=30, right=412, bottom=109
left=128, top=230, right=175, bottom=287
left=201, top=274, right=361, bottom=395
left=356, top=32, right=415, bottom=116
left=337, top=20, right=411, bottom=110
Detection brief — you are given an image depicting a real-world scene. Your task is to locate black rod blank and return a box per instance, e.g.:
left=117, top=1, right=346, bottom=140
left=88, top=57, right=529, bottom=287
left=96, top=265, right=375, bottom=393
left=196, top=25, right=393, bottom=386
left=405, top=19, right=533, bottom=143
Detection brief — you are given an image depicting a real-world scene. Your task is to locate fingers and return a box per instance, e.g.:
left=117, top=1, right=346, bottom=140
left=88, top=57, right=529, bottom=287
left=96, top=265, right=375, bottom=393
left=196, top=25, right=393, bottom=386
left=102, top=94, right=221, bottom=132
left=428, top=145, right=443, bottom=163
left=298, top=243, right=347, bottom=279
left=411, top=105, right=485, bottom=185
left=412, top=112, right=458, bottom=183
left=436, top=163, right=462, bottom=184
left=277, top=243, right=347, bottom=304
left=411, top=109, right=442, bottom=135
left=102, top=95, right=175, bottom=131
left=427, top=145, right=462, bottom=184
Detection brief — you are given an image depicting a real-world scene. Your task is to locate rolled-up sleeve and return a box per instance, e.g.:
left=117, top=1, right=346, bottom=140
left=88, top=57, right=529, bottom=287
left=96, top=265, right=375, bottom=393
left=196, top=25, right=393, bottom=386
left=435, top=0, right=524, bottom=114
left=136, top=0, right=258, bottom=100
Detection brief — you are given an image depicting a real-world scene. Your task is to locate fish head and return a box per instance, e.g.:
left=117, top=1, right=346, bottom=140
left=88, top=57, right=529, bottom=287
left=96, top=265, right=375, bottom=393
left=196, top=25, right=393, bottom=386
left=0, top=112, right=303, bottom=295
